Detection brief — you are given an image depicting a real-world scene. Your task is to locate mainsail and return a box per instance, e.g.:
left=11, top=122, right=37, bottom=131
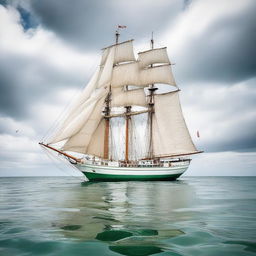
left=46, top=37, right=200, bottom=160
left=152, top=91, right=198, bottom=157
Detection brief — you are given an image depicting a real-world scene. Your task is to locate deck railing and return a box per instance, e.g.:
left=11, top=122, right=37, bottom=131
left=83, top=158, right=190, bottom=168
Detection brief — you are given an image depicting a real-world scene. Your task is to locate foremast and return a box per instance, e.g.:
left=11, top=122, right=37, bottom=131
left=103, top=30, right=134, bottom=162
left=103, top=92, right=111, bottom=159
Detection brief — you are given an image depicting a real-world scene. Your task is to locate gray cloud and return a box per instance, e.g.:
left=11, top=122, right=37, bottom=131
left=181, top=78, right=256, bottom=153
left=172, top=0, right=256, bottom=84
left=0, top=51, right=86, bottom=119
left=29, top=0, right=183, bottom=50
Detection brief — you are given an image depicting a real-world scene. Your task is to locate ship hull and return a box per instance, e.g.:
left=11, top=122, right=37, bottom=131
left=75, top=162, right=189, bottom=181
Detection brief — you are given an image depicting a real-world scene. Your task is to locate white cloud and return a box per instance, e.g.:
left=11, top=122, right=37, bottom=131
left=0, top=5, right=99, bottom=78
left=162, top=0, right=253, bottom=54
left=180, top=78, right=256, bottom=152
left=0, top=5, right=99, bottom=175
left=0, top=133, right=82, bottom=177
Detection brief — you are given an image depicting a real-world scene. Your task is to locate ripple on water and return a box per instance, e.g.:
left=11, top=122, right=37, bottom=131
left=0, top=177, right=255, bottom=256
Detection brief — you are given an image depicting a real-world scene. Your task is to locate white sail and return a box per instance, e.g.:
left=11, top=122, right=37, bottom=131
left=86, top=119, right=105, bottom=158
left=48, top=45, right=116, bottom=144
left=97, top=47, right=115, bottom=88
left=114, top=40, right=136, bottom=64
left=57, top=67, right=100, bottom=130
left=62, top=97, right=105, bottom=154
left=138, top=47, right=170, bottom=68
left=47, top=67, right=101, bottom=144
left=102, top=40, right=136, bottom=64
left=111, top=61, right=141, bottom=88
left=73, top=67, right=101, bottom=109
left=140, top=64, right=176, bottom=87
left=100, top=47, right=110, bottom=66
left=152, top=91, right=198, bottom=157
left=50, top=88, right=107, bottom=144
left=111, top=87, right=147, bottom=107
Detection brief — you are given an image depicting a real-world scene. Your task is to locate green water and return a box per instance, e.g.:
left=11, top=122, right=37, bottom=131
left=0, top=177, right=255, bottom=255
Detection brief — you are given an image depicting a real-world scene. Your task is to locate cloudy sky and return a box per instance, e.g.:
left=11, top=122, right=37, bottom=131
left=0, top=0, right=255, bottom=176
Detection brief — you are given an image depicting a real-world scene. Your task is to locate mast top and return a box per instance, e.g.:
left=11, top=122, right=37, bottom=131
left=115, top=30, right=120, bottom=44
left=151, top=31, right=154, bottom=50
left=115, top=25, right=127, bottom=44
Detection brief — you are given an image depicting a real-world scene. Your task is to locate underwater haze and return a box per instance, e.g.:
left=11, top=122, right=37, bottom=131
left=0, top=177, right=256, bottom=256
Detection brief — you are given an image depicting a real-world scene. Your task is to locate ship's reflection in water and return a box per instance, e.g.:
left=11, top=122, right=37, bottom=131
left=58, top=180, right=196, bottom=255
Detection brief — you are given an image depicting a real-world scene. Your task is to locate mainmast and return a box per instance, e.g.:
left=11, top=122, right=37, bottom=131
left=125, top=105, right=131, bottom=162
left=148, top=32, right=157, bottom=159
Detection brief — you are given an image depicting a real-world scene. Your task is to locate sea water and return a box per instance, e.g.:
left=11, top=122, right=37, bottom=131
left=0, top=177, right=255, bottom=256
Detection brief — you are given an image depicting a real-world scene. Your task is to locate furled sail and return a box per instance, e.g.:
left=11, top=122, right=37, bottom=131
left=140, top=64, right=176, bottom=87
left=138, top=47, right=170, bottom=68
left=111, top=87, right=147, bottom=107
left=152, top=91, right=198, bottom=157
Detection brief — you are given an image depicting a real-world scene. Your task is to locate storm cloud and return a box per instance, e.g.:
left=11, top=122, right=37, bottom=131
left=30, top=0, right=184, bottom=50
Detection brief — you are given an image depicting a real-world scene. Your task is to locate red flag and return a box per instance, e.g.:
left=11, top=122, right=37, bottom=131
left=118, top=25, right=127, bottom=29
left=196, top=130, right=200, bottom=138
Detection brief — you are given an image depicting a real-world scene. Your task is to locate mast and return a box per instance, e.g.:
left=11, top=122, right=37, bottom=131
left=124, top=105, right=131, bottom=162
left=103, top=93, right=110, bottom=159
left=103, top=29, right=120, bottom=159
left=148, top=32, right=157, bottom=159
left=115, top=30, right=120, bottom=44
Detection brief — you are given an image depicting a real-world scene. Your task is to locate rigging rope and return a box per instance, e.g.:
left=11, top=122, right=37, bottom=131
left=41, top=146, right=86, bottom=182
left=41, top=57, right=100, bottom=143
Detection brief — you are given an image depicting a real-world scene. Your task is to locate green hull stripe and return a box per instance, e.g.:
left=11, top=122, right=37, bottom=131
left=83, top=172, right=182, bottom=181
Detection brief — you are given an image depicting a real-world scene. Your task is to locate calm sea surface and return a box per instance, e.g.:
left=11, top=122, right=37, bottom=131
left=0, top=177, right=255, bottom=256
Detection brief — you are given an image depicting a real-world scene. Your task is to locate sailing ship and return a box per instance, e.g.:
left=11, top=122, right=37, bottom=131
left=40, top=30, right=202, bottom=181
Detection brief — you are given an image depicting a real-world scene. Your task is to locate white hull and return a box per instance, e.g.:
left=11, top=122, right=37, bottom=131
left=74, top=161, right=190, bottom=181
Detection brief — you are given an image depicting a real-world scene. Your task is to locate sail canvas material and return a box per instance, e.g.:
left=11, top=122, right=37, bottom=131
left=48, top=44, right=117, bottom=144
left=86, top=119, right=105, bottom=158
left=138, top=47, right=170, bottom=68
left=111, top=87, right=147, bottom=107
left=112, top=62, right=176, bottom=88
left=48, top=67, right=100, bottom=143
left=97, top=47, right=115, bottom=88
left=152, top=91, right=198, bottom=157
left=111, top=61, right=141, bottom=87
left=49, top=87, right=107, bottom=144
left=140, top=65, right=176, bottom=87
left=101, top=40, right=136, bottom=66
left=62, top=97, right=105, bottom=154
left=113, top=40, right=136, bottom=64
